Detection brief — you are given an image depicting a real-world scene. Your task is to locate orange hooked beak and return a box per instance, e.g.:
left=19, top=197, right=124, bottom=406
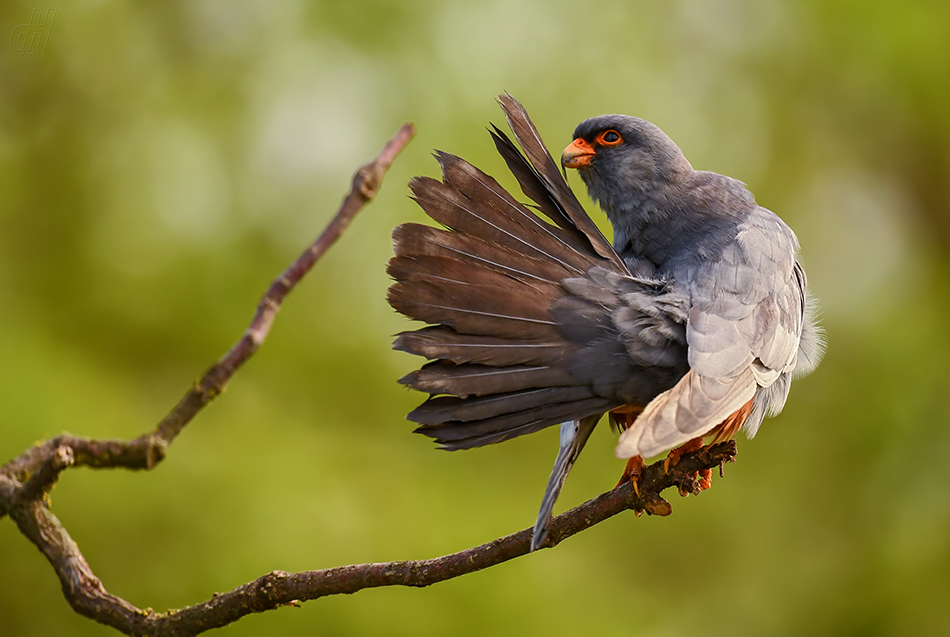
left=561, top=138, right=596, bottom=169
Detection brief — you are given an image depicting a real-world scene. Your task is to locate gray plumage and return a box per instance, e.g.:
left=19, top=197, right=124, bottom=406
left=530, top=415, right=598, bottom=551
left=388, top=95, right=824, bottom=551
left=567, top=114, right=823, bottom=458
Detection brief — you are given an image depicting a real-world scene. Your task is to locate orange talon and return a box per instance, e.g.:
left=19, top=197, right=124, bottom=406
left=697, top=468, right=713, bottom=491
left=611, top=405, right=646, bottom=501
left=669, top=400, right=752, bottom=492
left=663, top=437, right=711, bottom=497
left=663, top=436, right=704, bottom=474
left=618, top=455, right=645, bottom=498
left=618, top=455, right=646, bottom=516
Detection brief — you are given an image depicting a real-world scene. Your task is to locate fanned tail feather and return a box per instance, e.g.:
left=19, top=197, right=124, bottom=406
left=389, top=103, right=631, bottom=449
left=413, top=394, right=616, bottom=450
left=496, top=93, right=621, bottom=263
left=394, top=326, right=570, bottom=367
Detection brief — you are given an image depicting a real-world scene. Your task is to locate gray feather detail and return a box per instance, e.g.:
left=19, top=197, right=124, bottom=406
left=615, top=368, right=757, bottom=459
left=561, top=277, right=622, bottom=308
left=687, top=308, right=755, bottom=378
left=621, top=206, right=822, bottom=459
left=792, top=291, right=825, bottom=379
left=744, top=372, right=792, bottom=438
left=617, top=206, right=803, bottom=457
left=685, top=210, right=800, bottom=380
left=531, top=415, right=600, bottom=551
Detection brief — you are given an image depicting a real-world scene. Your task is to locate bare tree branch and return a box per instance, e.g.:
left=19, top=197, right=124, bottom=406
left=0, top=120, right=738, bottom=636
left=145, top=443, right=736, bottom=637
left=1, top=121, right=415, bottom=489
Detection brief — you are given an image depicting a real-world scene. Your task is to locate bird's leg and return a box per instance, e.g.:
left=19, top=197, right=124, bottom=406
left=696, top=468, right=713, bottom=491
left=663, top=436, right=704, bottom=474
left=610, top=405, right=651, bottom=510
left=617, top=455, right=645, bottom=495
left=663, top=436, right=712, bottom=497
left=675, top=400, right=752, bottom=494
left=610, top=405, right=651, bottom=513
left=609, top=404, right=643, bottom=434
left=616, top=455, right=646, bottom=516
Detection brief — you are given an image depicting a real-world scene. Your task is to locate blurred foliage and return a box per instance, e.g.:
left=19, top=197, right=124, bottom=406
left=1, top=0, right=949, bottom=635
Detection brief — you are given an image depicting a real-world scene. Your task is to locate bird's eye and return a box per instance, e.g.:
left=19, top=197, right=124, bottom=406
left=597, top=130, right=622, bottom=146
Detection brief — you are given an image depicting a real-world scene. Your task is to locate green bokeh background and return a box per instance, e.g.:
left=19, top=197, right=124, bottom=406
left=2, top=1, right=949, bottom=635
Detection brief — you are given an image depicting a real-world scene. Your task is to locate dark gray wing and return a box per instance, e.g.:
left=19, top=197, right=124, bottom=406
left=616, top=207, right=809, bottom=458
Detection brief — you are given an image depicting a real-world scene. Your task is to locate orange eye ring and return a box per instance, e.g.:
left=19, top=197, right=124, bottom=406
left=596, top=130, right=623, bottom=147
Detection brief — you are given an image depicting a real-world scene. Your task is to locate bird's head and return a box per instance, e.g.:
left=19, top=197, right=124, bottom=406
left=561, top=115, right=692, bottom=214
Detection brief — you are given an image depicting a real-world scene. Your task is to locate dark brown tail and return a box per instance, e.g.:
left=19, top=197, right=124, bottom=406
left=387, top=97, right=636, bottom=450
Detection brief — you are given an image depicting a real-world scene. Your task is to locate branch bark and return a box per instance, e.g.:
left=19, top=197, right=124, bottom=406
left=0, top=120, right=738, bottom=636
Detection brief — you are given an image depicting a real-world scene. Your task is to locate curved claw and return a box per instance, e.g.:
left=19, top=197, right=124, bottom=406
left=617, top=455, right=645, bottom=498
left=663, top=437, right=717, bottom=496
left=663, top=436, right=705, bottom=475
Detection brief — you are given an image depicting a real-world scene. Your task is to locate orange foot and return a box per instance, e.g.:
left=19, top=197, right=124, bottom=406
left=696, top=468, right=713, bottom=491
left=663, top=437, right=712, bottom=496
left=617, top=455, right=646, bottom=516
left=663, top=437, right=704, bottom=474
left=617, top=455, right=645, bottom=495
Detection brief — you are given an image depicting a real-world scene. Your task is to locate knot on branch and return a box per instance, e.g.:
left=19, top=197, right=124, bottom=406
left=15, top=443, right=75, bottom=505
left=140, top=435, right=168, bottom=470
left=51, top=445, right=76, bottom=471
left=196, top=375, right=225, bottom=402
left=638, top=492, right=673, bottom=517
left=354, top=164, right=382, bottom=200
left=256, top=571, right=290, bottom=606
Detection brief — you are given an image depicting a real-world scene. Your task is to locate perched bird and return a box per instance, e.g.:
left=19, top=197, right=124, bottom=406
left=388, top=94, right=823, bottom=551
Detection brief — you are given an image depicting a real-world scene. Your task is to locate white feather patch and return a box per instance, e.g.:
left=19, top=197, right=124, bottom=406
left=614, top=368, right=757, bottom=459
